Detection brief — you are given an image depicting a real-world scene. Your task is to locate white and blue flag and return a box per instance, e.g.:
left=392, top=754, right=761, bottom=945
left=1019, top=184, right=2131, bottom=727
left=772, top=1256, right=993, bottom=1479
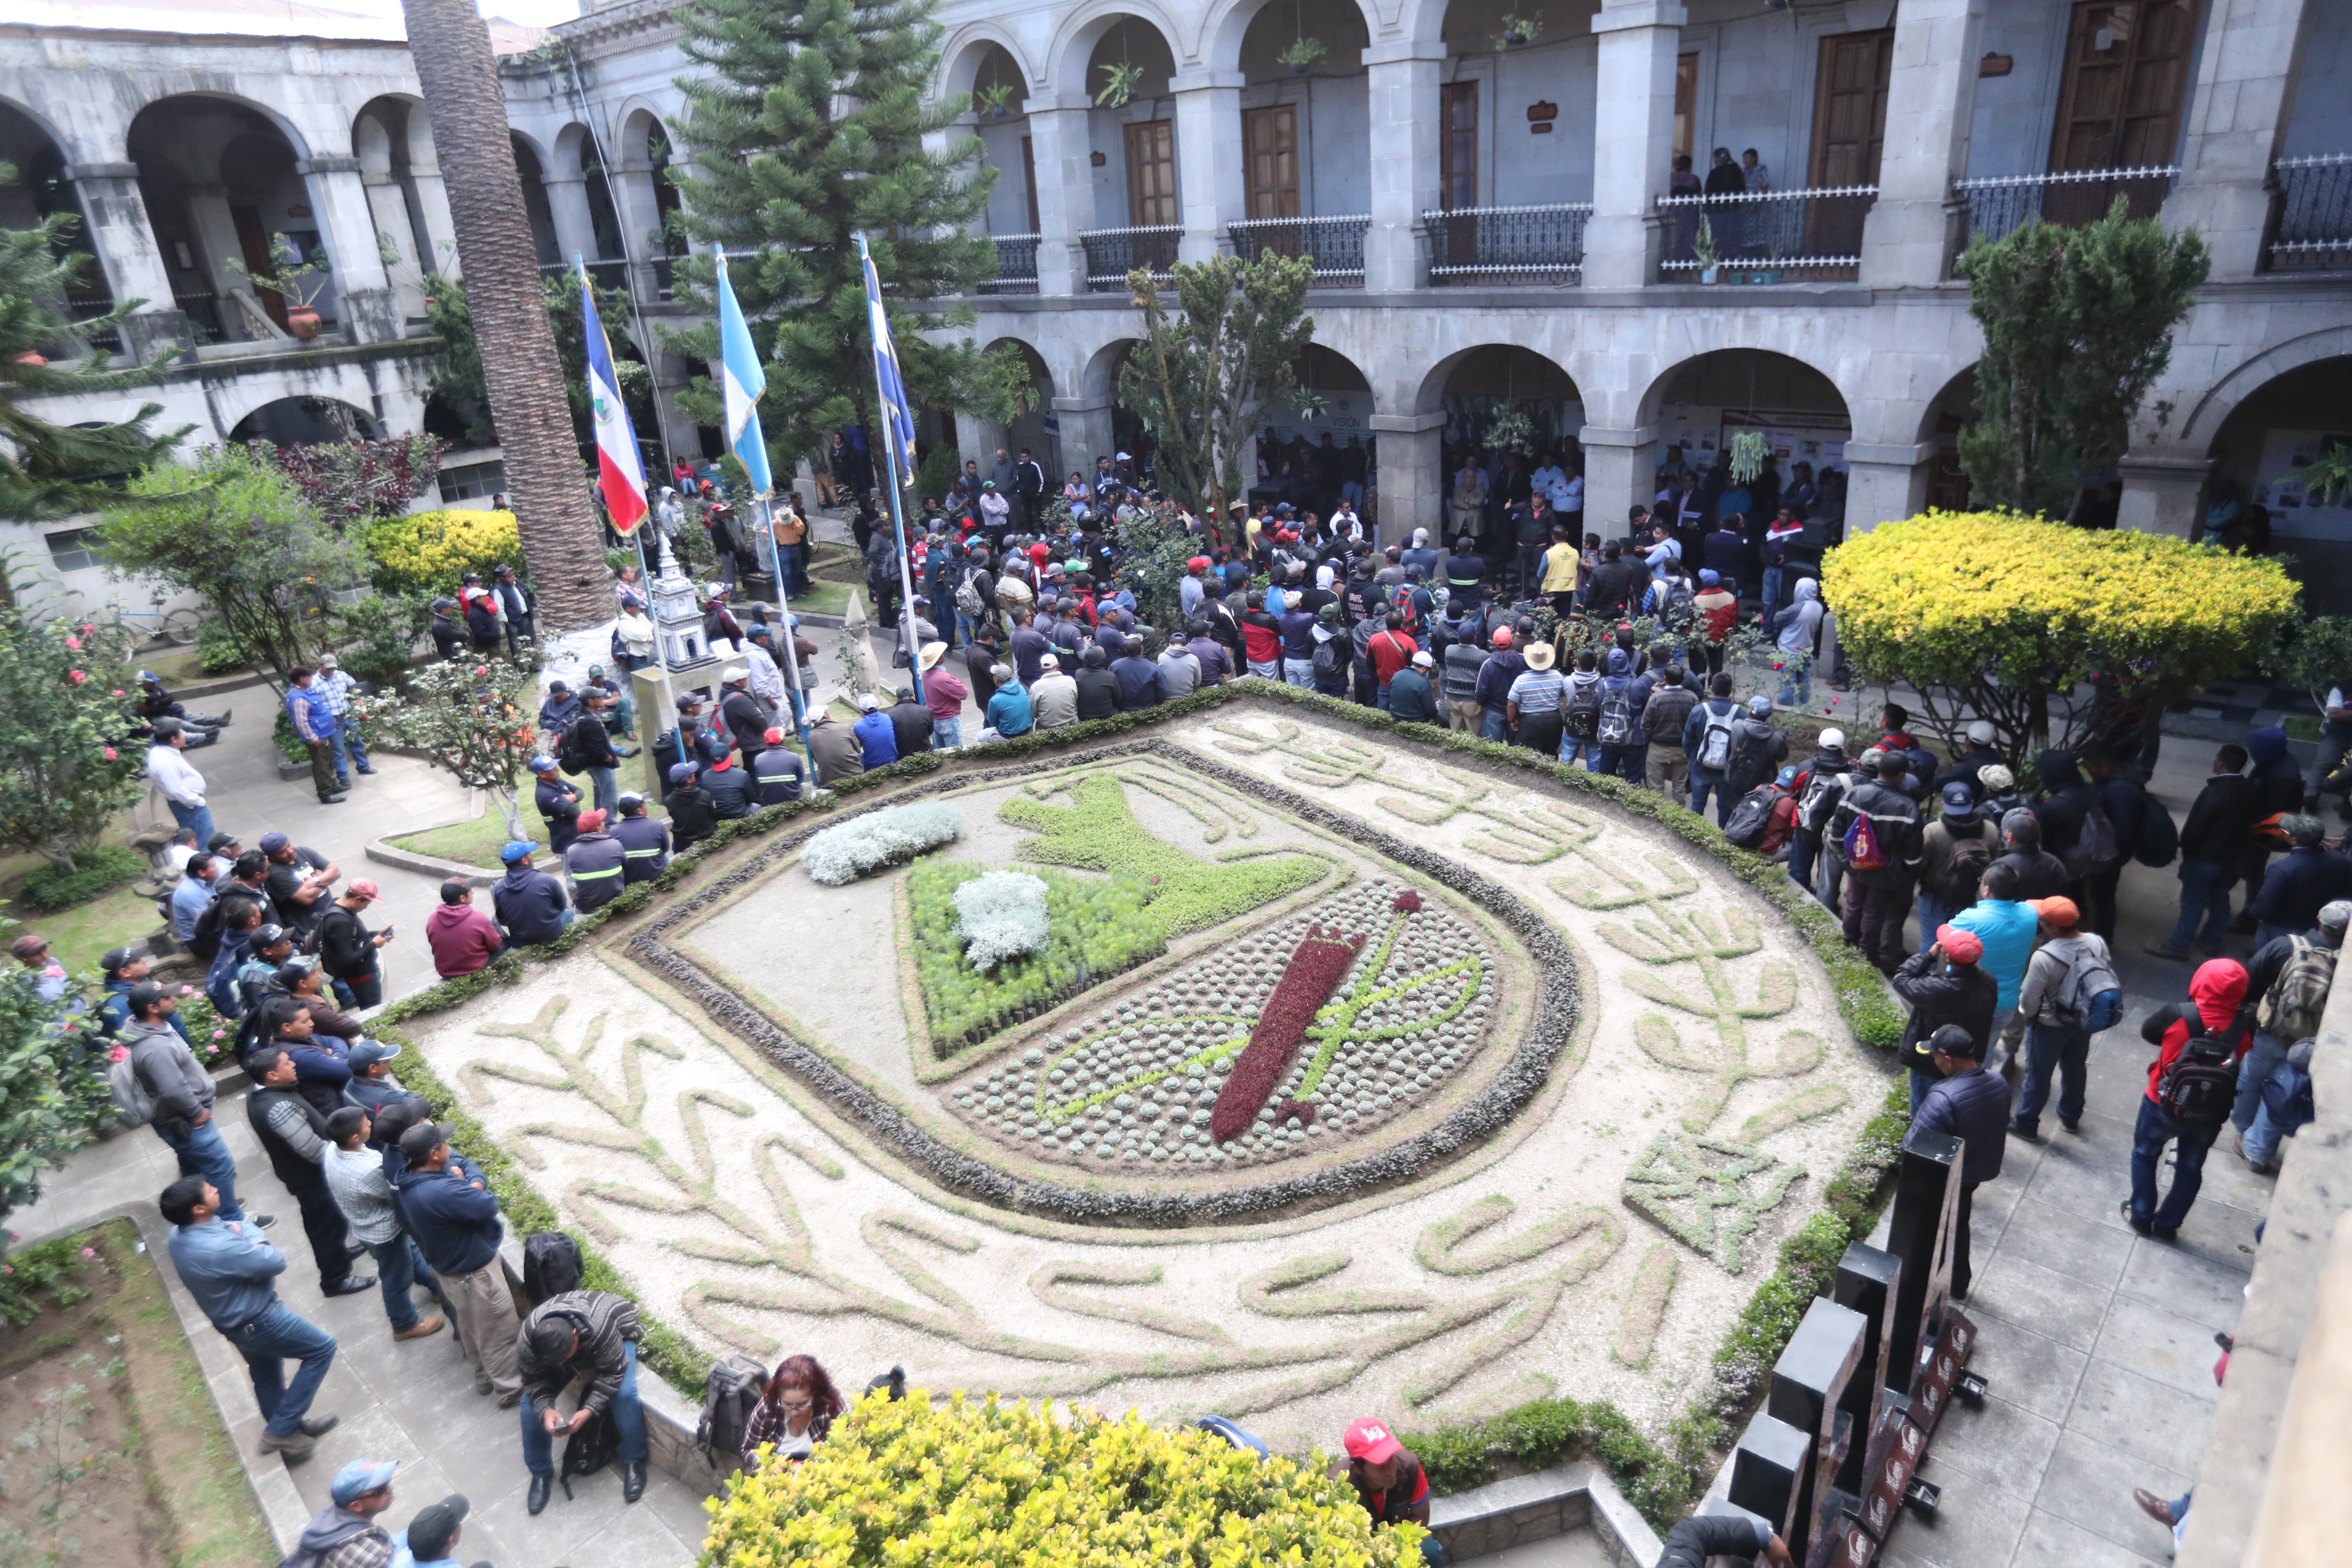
left=856, top=232, right=917, bottom=489
left=712, top=244, right=772, bottom=495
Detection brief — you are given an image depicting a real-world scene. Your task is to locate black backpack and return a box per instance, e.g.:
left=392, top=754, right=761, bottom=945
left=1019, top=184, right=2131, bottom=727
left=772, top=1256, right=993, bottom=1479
left=559, top=1406, right=621, bottom=1498
left=2155, top=1009, right=2244, bottom=1127
left=2135, top=795, right=2179, bottom=869
left=697, top=1354, right=769, bottom=1465
left=1935, top=825, right=1995, bottom=907
left=524, top=1231, right=584, bottom=1300
left=1723, top=784, right=1781, bottom=849
left=1726, top=717, right=1778, bottom=781
left=1564, top=679, right=1602, bottom=740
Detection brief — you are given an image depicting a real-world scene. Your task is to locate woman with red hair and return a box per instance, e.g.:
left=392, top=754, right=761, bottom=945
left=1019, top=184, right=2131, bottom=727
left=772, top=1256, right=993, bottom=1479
left=741, top=1354, right=846, bottom=1470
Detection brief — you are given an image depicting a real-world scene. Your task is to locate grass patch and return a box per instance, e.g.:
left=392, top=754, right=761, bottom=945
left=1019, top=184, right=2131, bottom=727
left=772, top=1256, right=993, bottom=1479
left=909, top=860, right=1164, bottom=1052
left=17, top=845, right=147, bottom=912
left=5, top=885, right=160, bottom=979
left=389, top=802, right=672, bottom=869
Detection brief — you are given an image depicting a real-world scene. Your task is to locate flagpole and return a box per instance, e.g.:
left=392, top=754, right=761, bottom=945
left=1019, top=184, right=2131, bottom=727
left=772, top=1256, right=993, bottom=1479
left=857, top=232, right=925, bottom=705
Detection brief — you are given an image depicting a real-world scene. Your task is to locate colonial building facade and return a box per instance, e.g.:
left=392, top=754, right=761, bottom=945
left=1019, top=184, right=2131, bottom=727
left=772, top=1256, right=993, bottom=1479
left=8, top=0, right=2351, bottom=590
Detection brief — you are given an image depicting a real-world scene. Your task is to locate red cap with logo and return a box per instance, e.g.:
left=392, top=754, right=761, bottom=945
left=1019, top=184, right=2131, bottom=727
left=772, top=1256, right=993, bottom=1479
left=1343, top=1417, right=1402, bottom=1465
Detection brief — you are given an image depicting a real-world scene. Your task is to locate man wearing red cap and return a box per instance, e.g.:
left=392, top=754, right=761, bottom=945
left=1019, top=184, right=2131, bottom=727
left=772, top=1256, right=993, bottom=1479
left=563, top=809, right=628, bottom=914
left=1180, top=557, right=1212, bottom=621
left=1333, top=1418, right=1435, bottom=1560
left=1891, top=924, right=1997, bottom=1114
left=316, top=878, right=394, bottom=1010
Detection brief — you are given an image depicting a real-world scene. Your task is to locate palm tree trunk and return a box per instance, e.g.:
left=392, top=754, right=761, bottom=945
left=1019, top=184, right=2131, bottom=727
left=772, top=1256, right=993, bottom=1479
left=400, top=0, right=607, bottom=632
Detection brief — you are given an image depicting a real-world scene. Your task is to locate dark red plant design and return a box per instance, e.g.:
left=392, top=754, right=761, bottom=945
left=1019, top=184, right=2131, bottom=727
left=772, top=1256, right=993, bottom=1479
left=1275, top=1098, right=1318, bottom=1128
left=1210, top=926, right=1363, bottom=1145
left=1392, top=890, right=1423, bottom=912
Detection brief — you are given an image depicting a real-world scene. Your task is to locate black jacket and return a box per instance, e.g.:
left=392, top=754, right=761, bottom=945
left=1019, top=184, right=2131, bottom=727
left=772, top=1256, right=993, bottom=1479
left=1913, top=1066, right=2010, bottom=1185
left=2179, top=772, right=2257, bottom=863
left=720, top=689, right=768, bottom=755
left=1830, top=780, right=1921, bottom=887
left=1891, top=950, right=1999, bottom=1076
left=1933, top=745, right=2007, bottom=797
left=559, top=713, right=618, bottom=775
left=2250, top=845, right=2352, bottom=930
left=887, top=700, right=933, bottom=758
left=664, top=782, right=719, bottom=846
left=1074, top=668, right=1122, bottom=721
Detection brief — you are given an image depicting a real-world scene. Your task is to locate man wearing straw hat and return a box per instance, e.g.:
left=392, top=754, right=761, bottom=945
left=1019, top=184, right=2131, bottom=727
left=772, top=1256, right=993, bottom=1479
left=920, top=641, right=970, bottom=750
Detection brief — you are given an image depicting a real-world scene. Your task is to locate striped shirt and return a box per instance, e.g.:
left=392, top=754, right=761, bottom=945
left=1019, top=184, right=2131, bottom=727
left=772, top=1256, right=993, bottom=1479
left=321, top=1143, right=402, bottom=1244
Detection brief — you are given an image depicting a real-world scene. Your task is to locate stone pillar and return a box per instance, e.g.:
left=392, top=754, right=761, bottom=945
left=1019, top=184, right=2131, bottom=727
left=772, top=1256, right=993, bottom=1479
left=1054, top=395, right=1116, bottom=473
left=2117, top=453, right=2214, bottom=539
left=608, top=164, right=668, bottom=302
left=299, top=156, right=400, bottom=343
left=1363, top=44, right=1445, bottom=292
left=1025, top=98, right=1097, bottom=295
left=1370, top=410, right=1445, bottom=542
left=364, top=173, right=429, bottom=321
left=1858, top=0, right=1986, bottom=288
left=2165, top=0, right=2314, bottom=278
left=64, top=162, right=191, bottom=360
left=1841, top=442, right=1936, bottom=536
left=406, top=106, right=460, bottom=279
left=543, top=173, right=601, bottom=268
left=1580, top=424, right=1660, bottom=534
left=1173, top=70, right=1246, bottom=264
left=181, top=183, right=265, bottom=338
left=1585, top=0, right=1687, bottom=291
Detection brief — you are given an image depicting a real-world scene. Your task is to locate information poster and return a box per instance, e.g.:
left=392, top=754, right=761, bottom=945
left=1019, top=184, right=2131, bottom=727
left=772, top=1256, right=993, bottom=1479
left=2252, top=428, right=2352, bottom=539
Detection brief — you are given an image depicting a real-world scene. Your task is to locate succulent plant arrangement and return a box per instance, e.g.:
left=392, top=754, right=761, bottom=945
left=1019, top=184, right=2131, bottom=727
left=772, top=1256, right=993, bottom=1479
left=951, top=870, right=1053, bottom=972
left=803, top=803, right=963, bottom=886
left=947, top=880, right=1496, bottom=1172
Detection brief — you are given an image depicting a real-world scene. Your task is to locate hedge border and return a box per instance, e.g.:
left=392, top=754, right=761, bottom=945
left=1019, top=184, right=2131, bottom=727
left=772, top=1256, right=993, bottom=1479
left=360, top=680, right=1909, bottom=1523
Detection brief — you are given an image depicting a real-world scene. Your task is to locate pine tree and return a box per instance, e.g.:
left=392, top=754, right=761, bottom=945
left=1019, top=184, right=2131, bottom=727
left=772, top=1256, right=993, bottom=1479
left=667, top=0, right=1027, bottom=477
left=0, top=162, right=180, bottom=524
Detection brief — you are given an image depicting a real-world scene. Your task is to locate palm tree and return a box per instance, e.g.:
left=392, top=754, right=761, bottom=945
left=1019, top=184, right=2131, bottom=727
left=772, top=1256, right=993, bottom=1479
left=399, top=0, right=607, bottom=631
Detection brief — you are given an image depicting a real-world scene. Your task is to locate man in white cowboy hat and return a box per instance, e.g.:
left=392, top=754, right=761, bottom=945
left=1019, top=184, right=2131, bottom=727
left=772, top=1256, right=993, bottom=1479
left=918, top=641, right=970, bottom=750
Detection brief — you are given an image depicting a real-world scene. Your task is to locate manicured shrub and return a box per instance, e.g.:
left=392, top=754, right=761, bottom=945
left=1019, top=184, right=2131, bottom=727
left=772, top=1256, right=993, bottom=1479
left=951, top=870, right=1051, bottom=971
left=705, top=1390, right=1426, bottom=1568
left=362, top=507, right=523, bottom=597
left=801, top=803, right=963, bottom=886
left=18, top=845, right=144, bottom=911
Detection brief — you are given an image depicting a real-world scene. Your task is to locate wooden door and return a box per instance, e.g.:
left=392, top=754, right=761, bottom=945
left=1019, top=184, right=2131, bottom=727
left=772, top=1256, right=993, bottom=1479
left=1020, top=135, right=1040, bottom=232
left=2046, top=1, right=2201, bottom=221
left=1123, top=119, right=1177, bottom=228
left=1244, top=105, right=1301, bottom=221
left=1673, top=53, right=1699, bottom=163
left=1804, top=29, right=1893, bottom=261
left=1438, top=81, right=1479, bottom=272
left=230, top=203, right=289, bottom=331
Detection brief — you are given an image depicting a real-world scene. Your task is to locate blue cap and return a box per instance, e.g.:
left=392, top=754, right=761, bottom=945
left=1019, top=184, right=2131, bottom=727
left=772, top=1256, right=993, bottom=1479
left=330, top=1459, right=398, bottom=1505
left=668, top=761, right=699, bottom=783
left=137, top=669, right=159, bottom=683
left=1699, top=569, right=1720, bottom=585
left=1776, top=765, right=1798, bottom=787
left=499, top=840, right=537, bottom=864
left=528, top=754, right=557, bottom=772
left=1941, top=781, right=1979, bottom=817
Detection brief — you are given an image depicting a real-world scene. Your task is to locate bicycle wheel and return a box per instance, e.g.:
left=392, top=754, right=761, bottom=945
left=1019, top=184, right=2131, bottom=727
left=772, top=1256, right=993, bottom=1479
left=160, top=607, right=201, bottom=645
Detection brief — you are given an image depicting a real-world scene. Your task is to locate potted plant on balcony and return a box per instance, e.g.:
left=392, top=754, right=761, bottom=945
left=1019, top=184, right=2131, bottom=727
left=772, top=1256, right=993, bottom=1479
left=1096, top=60, right=1145, bottom=109
left=1277, top=36, right=1326, bottom=74
left=975, top=82, right=1015, bottom=118
left=1496, top=11, right=1543, bottom=48
left=1485, top=409, right=1536, bottom=458
left=224, top=231, right=340, bottom=341
left=1693, top=214, right=1719, bottom=284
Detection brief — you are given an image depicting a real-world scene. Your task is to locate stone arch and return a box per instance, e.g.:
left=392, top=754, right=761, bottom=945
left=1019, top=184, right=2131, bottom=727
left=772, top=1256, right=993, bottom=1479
left=1911, top=363, right=1979, bottom=513
left=123, top=90, right=314, bottom=166
left=981, top=335, right=1061, bottom=478
left=126, top=94, right=318, bottom=342
left=551, top=121, right=597, bottom=183
left=1629, top=346, right=1853, bottom=436
left=940, top=26, right=1041, bottom=103
left=510, top=130, right=562, bottom=268
left=549, top=121, right=627, bottom=264
left=613, top=102, right=669, bottom=171
left=226, top=394, right=384, bottom=447
left=1048, top=3, right=1187, bottom=97
left=0, top=92, right=84, bottom=167
left=1633, top=348, right=1853, bottom=510
left=1080, top=334, right=1145, bottom=404
left=1201, top=0, right=1380, bottom=74
left=0, top=99, right=101, bottom=311
left=2176, top=326, right=2352, bottom=453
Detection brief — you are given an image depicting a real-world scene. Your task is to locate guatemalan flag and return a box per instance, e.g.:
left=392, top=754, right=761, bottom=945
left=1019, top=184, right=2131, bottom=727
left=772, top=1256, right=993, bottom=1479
left=713, top=246, right=773, bottom=495
left=579, top=258, right=647, bottom=534
left=855, top=232, right=918, bottom=489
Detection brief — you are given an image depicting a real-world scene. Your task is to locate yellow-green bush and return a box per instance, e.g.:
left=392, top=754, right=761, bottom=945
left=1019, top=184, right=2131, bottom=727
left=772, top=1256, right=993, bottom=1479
left=363, top=508, right=522, bottom=597
left=1823, top=510, right=2299, bottom=766
left=704, top=1391, right=1424, bottom=1568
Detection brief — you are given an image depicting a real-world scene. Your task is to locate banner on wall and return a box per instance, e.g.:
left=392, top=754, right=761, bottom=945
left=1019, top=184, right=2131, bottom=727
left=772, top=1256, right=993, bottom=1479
left=2253, top=428, right=2352, bottom=536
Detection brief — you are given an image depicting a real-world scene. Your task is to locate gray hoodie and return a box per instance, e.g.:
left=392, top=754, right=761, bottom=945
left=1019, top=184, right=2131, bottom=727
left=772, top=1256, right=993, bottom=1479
left=125, top=1017, right=214, bottom=1135
left=293, top=1502, right=390, bottom=1568
left=1774, top=577, right=1824, bottom=656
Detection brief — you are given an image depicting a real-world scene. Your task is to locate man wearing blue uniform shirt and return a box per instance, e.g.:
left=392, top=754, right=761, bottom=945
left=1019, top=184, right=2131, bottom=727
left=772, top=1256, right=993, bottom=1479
left=163, top=1175, right=339, bottom=1460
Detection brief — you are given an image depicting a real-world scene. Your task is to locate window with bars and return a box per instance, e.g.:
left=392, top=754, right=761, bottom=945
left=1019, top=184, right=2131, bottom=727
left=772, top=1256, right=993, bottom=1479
left=45, top=527, right=105, bottom=573
left=1440, top=81, right=1478, bottom=211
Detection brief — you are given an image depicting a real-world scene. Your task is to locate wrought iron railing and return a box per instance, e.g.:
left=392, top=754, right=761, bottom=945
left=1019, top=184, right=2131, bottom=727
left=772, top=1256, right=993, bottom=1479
left=2270, top=153, right=2352, bottom=271
left=1657, top=185, right=1876, bottom=281
left=172, top=288, right=225, bottom=344
left=1078, top=225, right=1180, bottom=292
left=1420, top=202, right=1590, bottom=285
left=1948, top=165, right=2179, bottom=270
left=61, top=289, right=121, bottom=355
left=981, top=232, right=1041, bottom=293
left=1228, top=214, right=1370, bottom=286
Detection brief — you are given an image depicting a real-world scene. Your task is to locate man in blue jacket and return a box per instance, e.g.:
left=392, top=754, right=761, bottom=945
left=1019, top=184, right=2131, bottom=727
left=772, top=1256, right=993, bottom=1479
left=491, top=842, right=571, bottom=947
left=852, top=694, right=899, bottom=768
left=392, top=1122, right=522, bottom=1405
left=1907, top=1024, right=2008, bottom=1300
left=284, top=666, right=345, bottom=804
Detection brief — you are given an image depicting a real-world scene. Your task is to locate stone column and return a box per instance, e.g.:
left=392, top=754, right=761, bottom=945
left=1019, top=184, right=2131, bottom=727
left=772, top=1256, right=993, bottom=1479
left=1025, top=97, right=1097, bottom=295
left=406, top=106, right=460, bottom=279
left=64, top=162, right=191, bottom=360
left=1363, top=43, right=1445, bottom=293
left=1841, top=442, right=1937, bottom=536
left=1580, top=424, right=1660, bottom=532
left=1585, top=0, right=1687, bottom=291
left=1173, top=70, right=1246, bottom=264
left=2165, top=0, right=2315, bottom=278
left=2116, top=453, right=2213, bottom=539
left=608, top=164, right=668, bottom=302
left=542, top=173, right=601, bottom=268
left=364, top=173, right=429, bottom=321
left=181, top=184, right=263, bottom=337
left=1858, top=0, right=1986, bottom=288
left=298, top=156, right=400, bottom=343
left=1053, top=395, right=1116, bottom=472
left=1370, top=410, right=1446, bottom=542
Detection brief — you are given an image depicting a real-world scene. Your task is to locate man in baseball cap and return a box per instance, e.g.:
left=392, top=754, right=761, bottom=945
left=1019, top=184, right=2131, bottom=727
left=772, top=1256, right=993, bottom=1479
left=1333, top=1417, right=1431, bottom=1540
left=286, top=1460, right=397, bottom=1563
left=2010, top=894, right=2105, bottom=1142
left=1893, top=923, right=1994, bottom=1113
left=396, top=1494, right=470, bottom=1566
left=318, top=877, right=395, bottom=1009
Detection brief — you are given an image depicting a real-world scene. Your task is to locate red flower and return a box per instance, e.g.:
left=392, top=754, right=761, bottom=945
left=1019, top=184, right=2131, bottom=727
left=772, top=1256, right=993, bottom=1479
left=102, top=747, right=117, bottom=761
left=63, top=636, right=81, bottom=650
left=1209, top=928, right=1363, bottom=1144
left=67, top=670, right=87, bottom=684
left=1392, top=890, right=1422, bottom=912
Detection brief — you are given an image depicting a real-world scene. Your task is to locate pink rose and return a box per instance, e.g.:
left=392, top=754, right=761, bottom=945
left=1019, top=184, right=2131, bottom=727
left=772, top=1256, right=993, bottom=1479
left=475, top=666, right=489, bottom=677
left=107, top=1046, right=129, bottom=1063
left=111, top=689, right=124, bottom=698
left=102, top=747, right=117, bottom=761
left=79, top=1247, right=94, bottom=1259
left=68, top=670, right=87, bottom=684
left=78, top=624, right=93, bottom=635
left=212, top=1028, right=225, bottom=1039
left=3, top=1266, right=12, bottom=1277
left=64, top=636, right=81, bottom=650
left=206, top=1045, right=219, bottom=1055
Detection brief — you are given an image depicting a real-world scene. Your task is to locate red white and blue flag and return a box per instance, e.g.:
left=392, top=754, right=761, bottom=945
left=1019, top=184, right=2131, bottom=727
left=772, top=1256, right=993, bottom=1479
left=579, top=257, right=647, bottom=534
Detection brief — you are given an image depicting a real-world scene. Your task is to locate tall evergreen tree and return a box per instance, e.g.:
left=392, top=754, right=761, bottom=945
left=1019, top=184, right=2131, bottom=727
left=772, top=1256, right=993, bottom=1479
left=0, top=163, right=180, bottom=524
left=667, top=0, right=1027, bottom=478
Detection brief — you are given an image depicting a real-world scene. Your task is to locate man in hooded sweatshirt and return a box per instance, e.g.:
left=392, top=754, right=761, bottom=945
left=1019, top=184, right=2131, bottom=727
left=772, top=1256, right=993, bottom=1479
left=492, top=843, right=571, bottom=947
left=2241, top=725, right=2307, bottom=925
left=1473, top=626, right=1524, bottom=743
left=2126, top=957, right=2251, bottom=1238
left=1768, top=578, right=1823, bottom=707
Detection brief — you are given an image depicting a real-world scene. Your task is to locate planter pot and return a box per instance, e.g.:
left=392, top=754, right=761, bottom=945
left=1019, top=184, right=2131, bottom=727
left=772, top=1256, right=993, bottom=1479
left=285, top=305, right=323, bottom=341
left=1700, top=266, right=1719, bottom=284
left=1288, top=60, right=1311, bottom=74
left=990, top=106, right=1008, bottom=117
left=1503, top=30, right=1528, bottom=45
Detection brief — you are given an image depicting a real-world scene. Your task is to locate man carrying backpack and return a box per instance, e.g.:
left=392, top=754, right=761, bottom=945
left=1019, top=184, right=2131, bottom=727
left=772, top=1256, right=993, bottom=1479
left=2010, top=896, right=2120, bottom=1139
left=2245, top=814, right=2352, bottom=953
left=1917, top=783, right=1997, bottom=955
left=2230, top=899, right=2347, bottom=1172
left=2078, top=743, right=2148, bottom=939
left=1893, top=926, right=1997, bottom=1114
left=516, top=1288, right=649, bottom=1512
left=1906, top=1023, right=2008, bottom=1300
left=1682, top=673, right=1746, bottom=826
left=1641, top=664, right=1699, bottom=800
left=1830, top=751, right=1922, bottom=973
left=2127, top=958, right=2252, bottom=1239
left=2033, top=748, right=2120, bottom=903
left=1722, top=695, right=1788, bottom=799
left=1787, top=728, right=1850, bottom=901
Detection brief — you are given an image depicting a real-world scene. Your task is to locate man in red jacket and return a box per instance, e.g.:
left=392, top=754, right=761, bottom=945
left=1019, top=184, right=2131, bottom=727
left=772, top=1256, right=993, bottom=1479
left=2127, top=957, right=2250, bottom=1239
left=425, top=880, right=503, bottom=979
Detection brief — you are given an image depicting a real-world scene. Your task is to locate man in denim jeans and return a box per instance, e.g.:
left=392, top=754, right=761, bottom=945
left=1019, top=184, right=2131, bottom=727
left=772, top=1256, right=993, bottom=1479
left=123, top=984, right=270, bottom=1230
left=163, top=1175, right=339, bottom=1460
left=313, top=654, right=372, bottom=786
